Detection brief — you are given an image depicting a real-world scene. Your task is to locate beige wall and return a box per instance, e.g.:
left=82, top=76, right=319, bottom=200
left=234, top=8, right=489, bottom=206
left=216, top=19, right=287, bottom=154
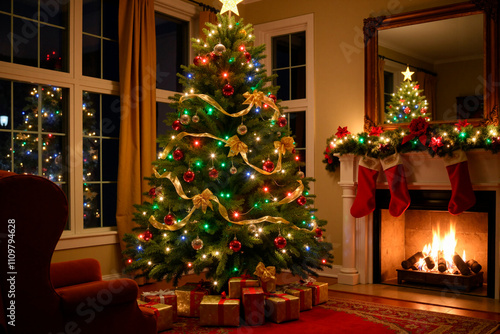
left=241, top=0, right=462, bottom=275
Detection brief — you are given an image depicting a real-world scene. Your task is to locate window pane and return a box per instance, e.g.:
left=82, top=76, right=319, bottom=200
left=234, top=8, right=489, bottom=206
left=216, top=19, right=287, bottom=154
left=0, top=80, right=11, bottom=127
left=0, top=1, right=10, bottom=13
left=0, top=132, right=11, bottom=170
left=13, top=17, right=38, bottom=67
left=274, top=69, right=290, bottom=101
left=291, top=66, right=306, bottom=100
left=156, top=102, right=176, bottom=141
left=40, top=25, right=65, bottom=71
left=13, top=82, right=38, bottom=131
left=13, top=132, right=38, bottom=175
left=272, top=35, right=289, bottom=69
left=102, top=183, right=117, bottom=226
left=155, top=13, right=188, bottom=91
left=83, top=0, right=101, bottom=35
left=101, top=94, right=120, bottom=137
left=102, top=139, right=118, bottom=181
left=83, top=91, right=100, bottom=136
left=82, top=35, right=101, bottom=78
left=102, top=0, right=118, bottom=40
left=40, top=0, right=68, bottom=27
left=288, top=111, right=306, bottom=148
left=13, top=0, right=37, bottom=20
left=103, top=39, right=119, bottom=81
left=42, top=133, right=65, bottom=182
left=83, top=183, right=101, bottom=228
left=41, top=86, right=65, bottom=133
left=83, top=137, right=100, bottom=181
left=291, top=32, right=306, bottom=66
left=0, top=14, right=11, bottom=63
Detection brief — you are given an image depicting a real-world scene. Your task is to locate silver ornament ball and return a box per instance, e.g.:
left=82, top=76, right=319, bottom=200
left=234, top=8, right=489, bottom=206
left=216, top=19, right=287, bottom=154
left=230, top=166, right=238, bottom=174
left=180, top=114, right=191, bottom=125
left=191, top=236, right=204, bottom=250
left=247, top=224, right=257, bottom=233
left=237, top=124, right=248, bottom=135
left=214, top=43, right=226, bottom=55
left=192, top=114, right=200, bottom=123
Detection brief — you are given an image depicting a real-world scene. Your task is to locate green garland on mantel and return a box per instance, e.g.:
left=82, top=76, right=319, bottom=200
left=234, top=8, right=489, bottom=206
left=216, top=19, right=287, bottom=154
left=323, top=117, right=500, bottom=172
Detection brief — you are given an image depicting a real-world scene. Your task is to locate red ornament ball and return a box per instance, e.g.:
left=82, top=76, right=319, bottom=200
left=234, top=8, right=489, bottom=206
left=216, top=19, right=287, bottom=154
left=172, top=120, right=182, bottom=131
left=208, top=168, right=219, bottom=179
left=164, top=214, right=176, bottom=226
left=229, top=239, right=242, bottom=252
left=209, top=51, right=219, bottom=61
left=315, top=228, right=323, bottom=237
left=183, top=169, right=195, bottom=183
left=269, top=94, right=277, bottom=103
left=297, top=195, right=307, bottom=206
left=143, top=229, right=153, bottom=241
left=274, top=236, right=287, bottom=249
left=263, top=160, right=275, bottom=172
left=193, top=56, right=202, bottom=66
left=222, top=84, right=234, bottom=96
left=173, top=149, right=184, bottom=161
left=278, top=117, right=287, bottom=127
left=244, top=51, right=251, bottom=62
left=404, top=107, right=411, bottom=114
left=148, top=187, right=156, bottom=198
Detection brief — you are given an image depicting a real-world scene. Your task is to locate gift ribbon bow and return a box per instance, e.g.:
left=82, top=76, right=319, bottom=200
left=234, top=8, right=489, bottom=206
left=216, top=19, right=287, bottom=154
left=254, top=262, right=276, bottom=282
left=226, top=135, right=248, bottom=157
left=274, top=137, right=295, bottom=155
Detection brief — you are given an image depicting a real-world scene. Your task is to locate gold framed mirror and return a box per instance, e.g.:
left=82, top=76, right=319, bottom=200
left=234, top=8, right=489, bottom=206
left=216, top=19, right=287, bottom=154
left=364, top=1, right=499, bottom=131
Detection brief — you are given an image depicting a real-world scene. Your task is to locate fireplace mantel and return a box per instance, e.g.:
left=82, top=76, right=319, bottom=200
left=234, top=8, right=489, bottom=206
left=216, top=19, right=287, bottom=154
left=335, top=150, right=500, bottom=299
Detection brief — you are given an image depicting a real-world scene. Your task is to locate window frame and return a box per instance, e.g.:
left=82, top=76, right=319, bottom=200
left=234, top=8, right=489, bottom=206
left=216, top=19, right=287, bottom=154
left=0, top=0, right=197, bottom=250
left=254, top=14, right=315, bottom=192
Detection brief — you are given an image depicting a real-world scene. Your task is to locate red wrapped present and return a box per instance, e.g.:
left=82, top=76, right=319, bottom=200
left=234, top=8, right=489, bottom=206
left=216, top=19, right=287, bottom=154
left=199, top=292, right=240, bottom=327
left=265, top=293, right=300, bottom=323
left=175, top=283, right=210, bottom=317
left=228, top=275, right=259, bottom=299
left=137, top=300, right=173, bottom=331
left=141, top=289, right=177, bottom=321
left=242, top=287, right=265, bottom=326
left=300, top=279, right=328, bottom=305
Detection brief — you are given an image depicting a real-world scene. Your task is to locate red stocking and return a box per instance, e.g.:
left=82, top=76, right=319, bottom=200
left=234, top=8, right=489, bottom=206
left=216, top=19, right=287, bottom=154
left=350, top=156, right=380, bottom=218
left=381, top=153, right=410, bottom=217
left=443, top=150, right=476, bottom=215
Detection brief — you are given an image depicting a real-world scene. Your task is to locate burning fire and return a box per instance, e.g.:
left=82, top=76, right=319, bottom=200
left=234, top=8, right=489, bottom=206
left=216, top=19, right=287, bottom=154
left=417, top=223, right=465, bottom=274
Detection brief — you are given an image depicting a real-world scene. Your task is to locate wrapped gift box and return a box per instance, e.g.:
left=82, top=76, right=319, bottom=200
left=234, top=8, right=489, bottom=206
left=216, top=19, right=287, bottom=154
left=254, top=262, right=276, bottom=293
left=301, top=281, right=328, bottom=305
left=199, top=294, right=240, bottom=327
left=241, top=287, right=265, bottom=326
left=141, top=289, right=177, bottom=321
left=228, top=276, right=259, bottom=299
left=175, top=283, right=210, bottom=317
left=137, top=300, right=173, bottom=331
left=265, top=293, right=300, bottom=323
left=284, top=286, right=312, bottom=311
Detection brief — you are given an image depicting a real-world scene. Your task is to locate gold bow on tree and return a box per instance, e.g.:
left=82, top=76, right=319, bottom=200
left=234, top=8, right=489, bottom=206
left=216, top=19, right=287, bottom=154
left=274, top=137, right=295, bottom=156
left=225, top=135, right=248, bottom=157
left=242, top=90, right=281, bottom=120
left=254, top=262, right=276, bottom=282
left=193, top=189, right=215, bottom=213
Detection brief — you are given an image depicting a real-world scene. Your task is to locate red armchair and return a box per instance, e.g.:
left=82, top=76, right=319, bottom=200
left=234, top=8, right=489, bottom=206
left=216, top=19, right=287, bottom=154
left=0, top=171, right=156, bottom=334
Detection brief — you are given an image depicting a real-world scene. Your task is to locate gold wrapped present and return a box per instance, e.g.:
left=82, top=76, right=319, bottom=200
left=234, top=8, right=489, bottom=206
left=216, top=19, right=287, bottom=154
left=284, top=286, right=312, bottom=311
left=253, top=262, right=276, bottom=293
left=242, top=287, right=265, bottom=326
left=137, top=300, right=173, bottom=331
left=199, top=293, right=240, bottom=327
left=265, top=293, right=300, bottom=323
left=141, top=289, right=177, bottom=321
left=301, top=281, right=328, bottom=305
left=228, top=276, right=259, bottom=299
left=175, top=283, right=210, bottom=317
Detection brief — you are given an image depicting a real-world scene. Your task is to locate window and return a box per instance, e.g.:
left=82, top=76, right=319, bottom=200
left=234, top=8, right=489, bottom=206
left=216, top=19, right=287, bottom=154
left=255, top=14, right=314, bottom=184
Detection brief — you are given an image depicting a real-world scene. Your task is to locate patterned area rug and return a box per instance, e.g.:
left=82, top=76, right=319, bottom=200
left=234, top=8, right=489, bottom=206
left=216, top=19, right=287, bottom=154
left=164, top=296, right=500, bottom=334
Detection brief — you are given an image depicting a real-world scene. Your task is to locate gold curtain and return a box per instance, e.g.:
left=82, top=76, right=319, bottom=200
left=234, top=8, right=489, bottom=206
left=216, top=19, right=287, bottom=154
left=416, top=71, right=437, bottom=120
left=116, top=0, right=157, bottom=252
left=199, top=10, right=218, bottom=39
left=378, top=59, right=386, bottom=123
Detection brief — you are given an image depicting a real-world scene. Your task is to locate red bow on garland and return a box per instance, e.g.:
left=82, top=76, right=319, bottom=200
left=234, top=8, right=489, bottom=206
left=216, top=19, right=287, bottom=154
left=369, top=126, right=383, bottom=137
left=402, top=117, right=429, bottom=145
left=335, top=126, right=350, bottom=139
left=455, top=119, right=470, bottom=131
left=429, top=136, right=443, bottom=152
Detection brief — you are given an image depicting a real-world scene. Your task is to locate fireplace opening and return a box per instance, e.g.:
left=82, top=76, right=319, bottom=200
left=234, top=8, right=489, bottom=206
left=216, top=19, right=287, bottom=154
left=373, top=190, right=496, bottom=298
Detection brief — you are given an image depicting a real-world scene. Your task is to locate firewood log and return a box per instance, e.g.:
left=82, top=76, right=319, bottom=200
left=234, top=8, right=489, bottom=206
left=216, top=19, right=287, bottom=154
left=438, top=251, right=447, bottom=273
left=401, top=251, right=424, bottom=269
left=466, top=259, right=482, bottom=274
left=424, top=256, right=435, bottom=270
left=453, top=253, right=471, bottom=275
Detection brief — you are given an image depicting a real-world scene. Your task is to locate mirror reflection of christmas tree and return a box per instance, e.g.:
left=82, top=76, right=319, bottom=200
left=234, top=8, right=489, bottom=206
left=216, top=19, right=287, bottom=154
left=385, top=66, right=430, bottom=124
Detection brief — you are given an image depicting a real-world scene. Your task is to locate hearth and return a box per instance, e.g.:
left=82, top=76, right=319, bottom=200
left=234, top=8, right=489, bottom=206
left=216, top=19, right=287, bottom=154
left=373, top=189, right=495, bottom=297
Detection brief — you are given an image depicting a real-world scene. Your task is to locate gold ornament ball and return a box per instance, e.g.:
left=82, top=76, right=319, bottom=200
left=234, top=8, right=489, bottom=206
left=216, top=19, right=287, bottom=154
left=247, top=224, right=257, bottom=233
left=297, top=170, right=305, bottom=178
left=192, top=114, right=200, bottom=123
left=191, top=237, right=204, bottom=250
left=230, top=166, right=237, bottom=174
left=180, top=114, right=191, bottom=125
left=214, top=43, right=226, bottom=56
left=237, top=124, right=248, bottom=135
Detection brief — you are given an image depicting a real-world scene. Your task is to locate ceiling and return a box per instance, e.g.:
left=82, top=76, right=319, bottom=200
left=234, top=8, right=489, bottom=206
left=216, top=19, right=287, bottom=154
left=378, top=14, right=483, bottom=65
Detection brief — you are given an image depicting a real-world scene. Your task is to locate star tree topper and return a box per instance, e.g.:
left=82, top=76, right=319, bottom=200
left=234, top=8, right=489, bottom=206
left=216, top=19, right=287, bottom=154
left=219, top=0, right=243, bottom=16
left=402, top=66, right=414, bottom=81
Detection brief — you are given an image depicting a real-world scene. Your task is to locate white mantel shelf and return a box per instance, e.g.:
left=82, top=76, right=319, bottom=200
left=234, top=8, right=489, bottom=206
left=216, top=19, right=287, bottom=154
left=335, top=150, right=500, bottom=300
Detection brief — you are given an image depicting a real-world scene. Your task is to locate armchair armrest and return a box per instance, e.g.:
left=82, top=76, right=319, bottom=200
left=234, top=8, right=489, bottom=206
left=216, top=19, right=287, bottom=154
left=56, top=279, right=139, bottom=314
left=51, top=258, right=102, bottom=288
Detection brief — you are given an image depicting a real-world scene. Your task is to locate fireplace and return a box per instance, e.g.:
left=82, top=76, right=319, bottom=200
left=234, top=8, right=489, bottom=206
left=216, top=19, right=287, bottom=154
left=335, top=151, right=500, bottom=300
left=373, top=189, right=495, bottom=298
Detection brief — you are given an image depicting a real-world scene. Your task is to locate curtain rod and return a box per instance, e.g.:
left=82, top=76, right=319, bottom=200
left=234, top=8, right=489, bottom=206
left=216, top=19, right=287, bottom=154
left=379, top=55, right=437, bottom=77
left=187, top=0, right=219, bottom=13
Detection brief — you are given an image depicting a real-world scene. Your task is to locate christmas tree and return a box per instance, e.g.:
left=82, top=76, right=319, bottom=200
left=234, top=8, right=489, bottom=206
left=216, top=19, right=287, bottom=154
left=385, top=66, right=430, bottom=124
left=123, top=9, right=333, bottom=291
